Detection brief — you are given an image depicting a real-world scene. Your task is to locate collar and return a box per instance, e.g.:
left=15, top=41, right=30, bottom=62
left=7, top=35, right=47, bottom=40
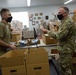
left=61, top=16, right=69, bottom=24
left=1, top=20, right=8, bottom=25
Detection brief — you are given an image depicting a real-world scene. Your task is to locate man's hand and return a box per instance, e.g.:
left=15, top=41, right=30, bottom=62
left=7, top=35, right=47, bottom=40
left=42, top=29, right=48, bottom=33
left=49, top=22, right=59, bottom=32
left=50, top=25, right=59, bottom=32
left=9, top=45, right=16, bottom=50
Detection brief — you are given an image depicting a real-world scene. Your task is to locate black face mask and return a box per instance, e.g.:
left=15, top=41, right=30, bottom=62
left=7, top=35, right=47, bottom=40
left=57, top=14, right=64, bottom=20
left=6, top=17, right=12, bottom=22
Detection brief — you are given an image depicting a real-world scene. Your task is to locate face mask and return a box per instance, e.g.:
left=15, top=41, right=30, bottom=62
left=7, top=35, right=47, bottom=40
left=6, top=17, right=12, bottom=22
left=57, top=14, right=64, bottom=20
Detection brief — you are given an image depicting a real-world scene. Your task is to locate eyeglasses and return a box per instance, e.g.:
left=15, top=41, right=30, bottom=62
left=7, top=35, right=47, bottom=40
left=58, top=12, right=66, bottom=15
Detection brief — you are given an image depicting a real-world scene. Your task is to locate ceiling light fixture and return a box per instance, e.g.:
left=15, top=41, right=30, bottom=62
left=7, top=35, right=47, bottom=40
left=27, top=0, right=31, bottom=7
left=64, top=0, right=73, bottom=4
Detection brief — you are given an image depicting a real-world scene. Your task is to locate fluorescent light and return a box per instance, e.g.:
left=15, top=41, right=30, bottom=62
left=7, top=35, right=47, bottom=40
left=64, top=0, right=73, bottom=4
left=27, top=0, right=31, bottom=7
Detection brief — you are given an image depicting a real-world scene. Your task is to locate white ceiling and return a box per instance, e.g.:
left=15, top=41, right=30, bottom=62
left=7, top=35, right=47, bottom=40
left=0, top=0, right=76, bottom=8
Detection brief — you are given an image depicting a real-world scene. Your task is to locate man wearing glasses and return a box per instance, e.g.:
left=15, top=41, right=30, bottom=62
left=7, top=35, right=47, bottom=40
left=41, top=6, right=76, bottom=75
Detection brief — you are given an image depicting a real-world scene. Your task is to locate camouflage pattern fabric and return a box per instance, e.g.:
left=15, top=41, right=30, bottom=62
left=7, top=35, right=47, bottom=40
left=48, top=17, right=76, bottom=75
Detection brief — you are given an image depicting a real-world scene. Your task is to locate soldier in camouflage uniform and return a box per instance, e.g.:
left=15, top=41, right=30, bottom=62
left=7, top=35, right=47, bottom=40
left=41, top=6, right=76, bottom=75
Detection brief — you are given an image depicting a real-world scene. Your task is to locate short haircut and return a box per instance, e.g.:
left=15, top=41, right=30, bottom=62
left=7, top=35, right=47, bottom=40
left=0, top=8, right=9, bottom=16
left=59, top=6, right=69, bottom=13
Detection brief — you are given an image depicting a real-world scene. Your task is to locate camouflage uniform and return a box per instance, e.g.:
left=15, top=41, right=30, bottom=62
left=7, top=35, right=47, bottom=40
left=48, top=17, right=76, bottom=75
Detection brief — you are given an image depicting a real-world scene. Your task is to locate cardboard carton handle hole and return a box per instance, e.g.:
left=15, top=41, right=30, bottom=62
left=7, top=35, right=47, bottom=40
left=10, top=70, right=17, bottom=73
left=34, top=67, right=42, bottom=70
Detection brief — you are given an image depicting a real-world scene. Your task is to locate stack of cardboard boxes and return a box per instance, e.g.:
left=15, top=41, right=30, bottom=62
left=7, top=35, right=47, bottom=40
left=0, top=47, right=50, bottom=75
left=11, top=20, right=23, bottom=43
left=25, top=47, right=50, bottom=75
left=11, top=33, right=21, bottom=43
left=0, top=49, right=26, bottom=75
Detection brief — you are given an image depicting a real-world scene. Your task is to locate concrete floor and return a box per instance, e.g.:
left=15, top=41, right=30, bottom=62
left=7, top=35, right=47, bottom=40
left=49, top=59, right=60, bottom=75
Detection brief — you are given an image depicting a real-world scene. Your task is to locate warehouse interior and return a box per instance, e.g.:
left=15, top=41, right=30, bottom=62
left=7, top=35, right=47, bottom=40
left=0, top=0, right=76, bottom=75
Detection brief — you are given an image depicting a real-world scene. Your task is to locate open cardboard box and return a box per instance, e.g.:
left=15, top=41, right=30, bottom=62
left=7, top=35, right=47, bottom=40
left=25, top=47, right=49, bottom=64
left=0, top=47, right=49, bottom=67
left=24, top=47, right=50, bottom=75
left=42, top=34, right=57, bottom=44
left=0, top=48, right=26, bottom=68
left=0, top=47, right=50, bottom=75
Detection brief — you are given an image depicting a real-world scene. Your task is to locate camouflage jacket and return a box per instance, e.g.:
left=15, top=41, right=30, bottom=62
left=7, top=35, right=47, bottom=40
left=48, top=17, right=76, bottom=53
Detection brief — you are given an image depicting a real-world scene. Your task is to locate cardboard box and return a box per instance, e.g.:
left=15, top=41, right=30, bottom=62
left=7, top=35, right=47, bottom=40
left=25, top=47, right=48, bottom=64
left=51, top=49, right=59, bottom=60
left=26, top=63, right=50, bottom=75
left=0, top=49, right=26, bottom=68
left=11, top=33, right=22, bottom=43
left=51, top=49, right=59, bottom=54
left=0, top=47, right=50, bottom=75
left=2, top=65, right=26, bottom=75
left=25, top=48, right=50, bottom=75
left=42, top=34, right=57, bottom=44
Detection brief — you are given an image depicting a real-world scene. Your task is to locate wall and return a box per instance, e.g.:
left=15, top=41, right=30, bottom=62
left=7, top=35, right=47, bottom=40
left=0, top=4, right=76, bottom=30
left=28, top=4, right=76, bottom=30
left=28, top=5, right=59, bottom=30
left=10, top=5, right=60, bottom=30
